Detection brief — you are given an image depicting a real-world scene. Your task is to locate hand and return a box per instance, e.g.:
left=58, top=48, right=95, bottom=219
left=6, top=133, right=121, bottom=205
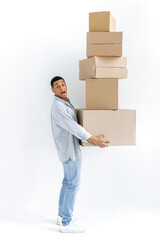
left=87, top=134, right=110, bottom=148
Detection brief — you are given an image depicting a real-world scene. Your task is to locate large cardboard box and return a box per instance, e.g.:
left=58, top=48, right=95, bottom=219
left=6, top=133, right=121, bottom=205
left=86, top=78, right=118, bottom=110
left=87, top=32, right=122, bottom=57
left=79, top=56, right=127, bottom=80
left=76, top=109, right=136, bottom=146
left=89, top=11, right=116, bottom=32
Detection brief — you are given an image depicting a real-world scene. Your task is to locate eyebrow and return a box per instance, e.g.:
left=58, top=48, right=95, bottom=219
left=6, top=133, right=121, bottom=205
left=55, top=81, right=64, bottom=86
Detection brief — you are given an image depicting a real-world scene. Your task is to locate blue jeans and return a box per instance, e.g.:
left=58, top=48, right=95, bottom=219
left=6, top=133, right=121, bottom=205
left=58, top=158, right=82, bottom=226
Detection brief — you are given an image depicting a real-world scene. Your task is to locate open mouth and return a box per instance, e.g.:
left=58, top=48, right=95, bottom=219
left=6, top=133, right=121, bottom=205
left=61, top=91, right=66, bottom=95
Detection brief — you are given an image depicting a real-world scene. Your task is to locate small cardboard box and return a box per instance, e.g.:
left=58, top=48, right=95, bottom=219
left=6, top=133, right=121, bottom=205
left=79, top=56, right=127, bottom=80
left=87, top=32, right=123, bottom=57
left=76, top=109, right=136, bottom=146
left=89, top=11, right=116, bottom=32
left=87, top=32, right=123, bottom=44
left=86, top=78, right=118, bottom=110
left=87, top=44, right=122, bottom=57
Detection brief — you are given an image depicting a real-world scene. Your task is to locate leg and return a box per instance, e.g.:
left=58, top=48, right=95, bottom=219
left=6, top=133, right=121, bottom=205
left=58, top=176, right=67, bottom=218
left=58, top=160, right=68, bottom=217
left=61, top=158, right=82, bottom=226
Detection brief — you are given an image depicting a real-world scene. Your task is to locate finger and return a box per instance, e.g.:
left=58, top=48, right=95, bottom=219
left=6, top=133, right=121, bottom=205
left=101, top=134, right=105, bottom=137
left=103, top=143, right=108, bottom=147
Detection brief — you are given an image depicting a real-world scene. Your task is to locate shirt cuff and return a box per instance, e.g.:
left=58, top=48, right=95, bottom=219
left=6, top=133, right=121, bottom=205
left=81, top=132, right=92, bottom=143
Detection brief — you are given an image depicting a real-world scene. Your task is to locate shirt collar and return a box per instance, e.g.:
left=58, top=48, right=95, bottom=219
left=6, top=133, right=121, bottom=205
left=54, top=95, right=71, bottom=106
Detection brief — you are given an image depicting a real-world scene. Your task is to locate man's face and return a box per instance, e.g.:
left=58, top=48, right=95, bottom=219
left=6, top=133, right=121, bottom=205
left=51, top=79, right=67, bottom=101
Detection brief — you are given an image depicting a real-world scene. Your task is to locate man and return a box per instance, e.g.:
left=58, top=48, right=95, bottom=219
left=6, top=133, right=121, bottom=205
left=50, top=76, right=109, bottom=233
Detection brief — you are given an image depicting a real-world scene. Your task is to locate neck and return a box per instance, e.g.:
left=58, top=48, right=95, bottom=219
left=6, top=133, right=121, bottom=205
left=55, top=95, right=68, bottom=102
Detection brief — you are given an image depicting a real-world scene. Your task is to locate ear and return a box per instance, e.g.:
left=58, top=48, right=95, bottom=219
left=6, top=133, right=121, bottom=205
left=51, top=87, right=55, bottom=94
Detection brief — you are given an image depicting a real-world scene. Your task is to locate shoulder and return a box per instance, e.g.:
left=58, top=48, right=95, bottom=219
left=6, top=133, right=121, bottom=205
left=51, top=98, right=66, bottom=114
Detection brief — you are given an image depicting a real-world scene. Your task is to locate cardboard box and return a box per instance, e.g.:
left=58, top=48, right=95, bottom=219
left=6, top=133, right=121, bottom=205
left=76, top=109, right=136, bottom=146
left=87, top=32, right=123, bottom=44
left=89, top=11, right=116, bottom=32
left=79, top=56, right=127, bottom=80
left=87, top=32, right=123, bottom=57
left=87, top=44, right=122, bottom=57
left=86, top=78, right=118, bottom=110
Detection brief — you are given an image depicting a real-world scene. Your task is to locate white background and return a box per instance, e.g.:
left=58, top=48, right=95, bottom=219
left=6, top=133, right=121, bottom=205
left=0, top=0, right=160, bottom=239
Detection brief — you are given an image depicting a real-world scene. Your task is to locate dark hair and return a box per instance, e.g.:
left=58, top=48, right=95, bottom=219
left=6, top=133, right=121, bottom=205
left=50, top=76, right=64, bottom=88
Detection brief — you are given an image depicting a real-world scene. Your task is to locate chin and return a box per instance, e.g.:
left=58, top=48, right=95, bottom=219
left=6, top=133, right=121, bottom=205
left=60, top=94, right=67, bottom=99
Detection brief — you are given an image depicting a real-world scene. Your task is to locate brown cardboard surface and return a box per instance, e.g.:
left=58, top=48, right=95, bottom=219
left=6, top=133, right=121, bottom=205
left=87, top=44, right=122, bottom=57
left=89, top=11, right=116, bottom=32
left=87, top=32, right=123, bottom=57
left=87, top=32, right=123, bottom=44
left=76, top=109, right=136, bottom=146
left=79, top=56, right=127, bottom=80
left=86, top=78, right=118, bottom=110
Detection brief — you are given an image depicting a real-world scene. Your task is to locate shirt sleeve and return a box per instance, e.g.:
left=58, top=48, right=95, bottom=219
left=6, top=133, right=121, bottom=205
left=52, top=103, right=92, bottom=143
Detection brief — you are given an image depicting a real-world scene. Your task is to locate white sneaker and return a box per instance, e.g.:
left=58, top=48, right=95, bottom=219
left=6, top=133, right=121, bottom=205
left=57, top=215, right=63, bottom=225
left=59, top=220, right=86, bottom=233
left=57, top=215, right=77, bottom=226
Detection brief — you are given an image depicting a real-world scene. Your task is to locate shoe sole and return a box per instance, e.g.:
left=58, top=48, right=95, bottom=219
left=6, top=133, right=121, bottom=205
left=59, top=229, right=85, bottom=233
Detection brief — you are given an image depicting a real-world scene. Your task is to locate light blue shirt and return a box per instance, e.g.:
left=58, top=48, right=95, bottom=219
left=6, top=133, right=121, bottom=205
left=51, top=95, right=92, bottom=163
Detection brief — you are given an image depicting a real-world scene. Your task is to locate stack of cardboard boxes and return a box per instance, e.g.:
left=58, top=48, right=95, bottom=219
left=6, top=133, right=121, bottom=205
left=76, top=11, right=136, bottom=146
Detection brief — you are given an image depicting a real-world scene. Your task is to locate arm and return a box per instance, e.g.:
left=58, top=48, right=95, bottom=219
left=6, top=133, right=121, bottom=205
left=53, top=103, right=110, bottom=147
left=53, top=103, right=92, bottom=143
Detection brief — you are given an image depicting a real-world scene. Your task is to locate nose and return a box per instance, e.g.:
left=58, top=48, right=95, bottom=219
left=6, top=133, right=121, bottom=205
left=60, top=85, right=65, bottom=92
